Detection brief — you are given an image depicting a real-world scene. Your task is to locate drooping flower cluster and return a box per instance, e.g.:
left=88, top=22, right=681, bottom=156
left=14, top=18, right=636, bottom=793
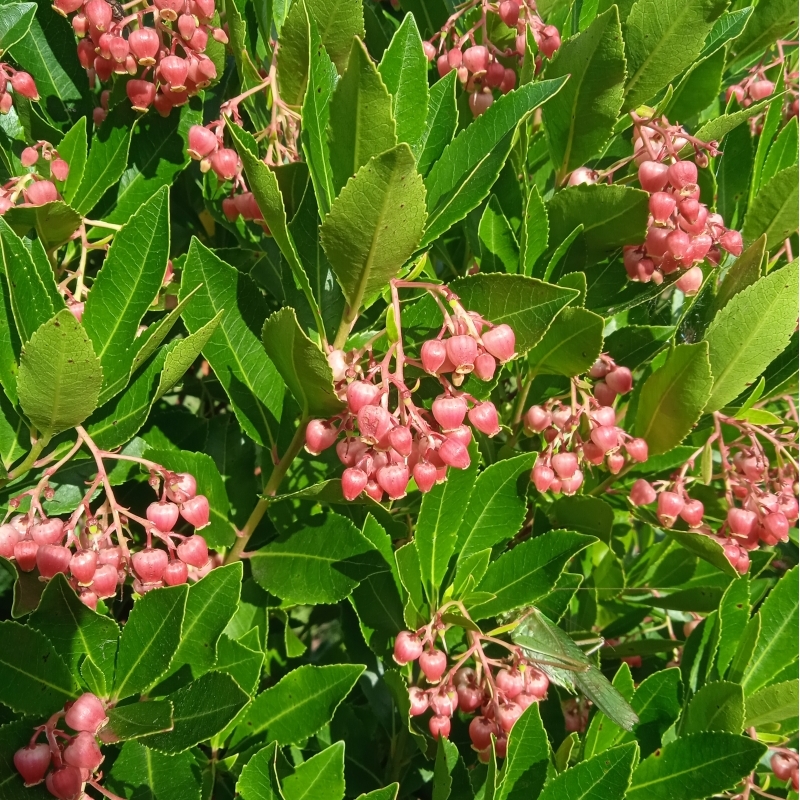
left=630, top=409, right=798, bottom=573
left=0, top=431, right=214, bottom=608
left=0, top=62, right=38, bottom=113
left=52, top=0, right=226, bottom=119
left=307, top=281, right=515, bottom=504
left=13, top=692, right=111, bottom=800
left=424, top=0, right=561, bottom=116
left=393, top=605, right=550, bottom=758
left=0, top=140, right=70, bottom=214
left=525, top=357, right=648, bottom=496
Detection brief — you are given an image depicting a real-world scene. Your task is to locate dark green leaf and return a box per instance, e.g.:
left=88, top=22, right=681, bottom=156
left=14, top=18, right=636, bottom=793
left=103, top=700, right=174, bottom=742
left=307, top=0, right=364, bottom=75
left=106, top=740, right=201, bottom=800
left=681, top=681, right=744, bottom=734
left=666, top=530, right=739, bottom=577
left=237, top=742, right=283, bottom=800
left=282, top=741, right=345, bottom=800
left=538, top=742, right=638, bottom=800
left=715, top=575, right=749, bottom=676
left=497, top=702, right=550, bottom=800
left=667, top=48, right=725, bottom=122
left=527, top=306, right=604, bottom=377
left=216, top=633, right=264, bottom=696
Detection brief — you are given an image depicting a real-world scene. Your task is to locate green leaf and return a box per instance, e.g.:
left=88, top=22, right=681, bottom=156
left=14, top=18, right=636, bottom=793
left=744, top=680, right=799, bottom=732
left=180, top=240, right=284, bottom=447
left=761, top=116, right=798, bottom=187
left=497, top=703, right=550, bottom=800
left=728, top=0, right=795, bottom=64
left=71, top=104, right=137, bottom=215
left=478, top=195, right=520, bottom=273
left=422, top=78, right=567, bottom=246
left=251, top=513, right=383, bottom=604
left=320, top=144, right=426, bottom=314
left=0, top=216, right=55, bottom=342
left=28, top=573, right=118, bottom=686
left=432, top=737, right=471, bottom=800
left=521, top=184, right=549, bottom=276
left=681, top=681, right=744, bottom=734
left=457, top=451, right=537, bottom=561
left=262, top=307, right=344, bottom=417
left=54, top=117, right=86, bottom=205
left=328, top=38, right=397, bottom=195
left=3, top=199, right=82, bottom=252
left=698, top=7, right=752, bottom=59
left=711, top=235, right=765, bottom=315
left=667, top=48, right=725, bottom=122
left=627, top=731, right=766, bottom=800
left=277, top=0, right=312, bottom=106
left=142, top=671, right=249, bottom=753
left=237, top=742, right=283, bottom=800
left=470, top=531, right=595, bottom=619
left=415, top=71, right=458, bottom=175
left=231, top=663, right=365, bottom=747
left=0, top=2, right=36, bottom=53
left=635, top=343, right=712, bottom=456
left=379, top=14, right=428, bottom=149
left=282, top=741, right=345, bottom=800
left=216, top=633, right=264, bottom=696
left=742, top=566, right=798, bottom=695
left=113, top=584, right=189, bottom=701
left=666, top=530, right=738, bottom=578
left=704, top=261, right=799, bottom=412
left=546, top=183, right=650, bottom=264
left=693, top=97, right=771, bottom=145
left=538, top=742, right=638, bottom=800
left=307, top=0, right=365, bottom=75
left=168, top=562, right=243, bottom=676
left=17, top=310, right=102, bottom=436
left=103, top=700, right=175, bottom=742
left=715, top=575, right=749, bottom=676
left=0, top=620, right=76, bottom=714
left=622, top=0, right=727, bottom=109
left=527, top=306, right=604, bottom=377
left=106, top=740, right=201, bottom=800
left=742, top=165, right=799, bottom=249
left=543, top=7, right=626, bottom=177
left=301, top=12, right=337, bottom=215
left=83, top=187, right=169, bottom=402
left=356, top=786, right=399, bottom=800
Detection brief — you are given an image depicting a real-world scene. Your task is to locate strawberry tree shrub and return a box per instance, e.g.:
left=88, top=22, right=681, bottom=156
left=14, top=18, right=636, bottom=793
left=0, top=0, right=796, bottom=797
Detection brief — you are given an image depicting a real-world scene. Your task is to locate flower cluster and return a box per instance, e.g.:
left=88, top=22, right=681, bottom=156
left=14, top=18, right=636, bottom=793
left=620, top=114, right=742, bottom=290
left=0, top=62, right=38, bottom=113
left=393, top=608, right=550, bottom=758
left=53, top=0, right=226, bottom=119
left=0, top=432, right=214, bottom=608
left=525, top=357, right=648, bottom=495
left=307, top=281, right=515, bottom=503
left=424, top=0, right=561, bottom=116
left=0, top=141, right=70, bottom=214
left=630, top=410, right=798, bottom=572
left=13, top=692, right=112, bottom=800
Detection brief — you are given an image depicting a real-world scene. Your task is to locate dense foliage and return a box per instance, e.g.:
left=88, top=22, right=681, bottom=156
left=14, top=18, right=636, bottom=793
left=0, top=0, right=797, bottom=798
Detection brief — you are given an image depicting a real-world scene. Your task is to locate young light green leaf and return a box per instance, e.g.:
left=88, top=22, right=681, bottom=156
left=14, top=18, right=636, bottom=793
left=635, top=342, right=713, bottom=456
left=538, top=742, right=638, bottom=800
left=320, top=144, right=426, bottom=316
left=17, top=310, right=103, bottom=436
left=231, top=664, right=365, bottom=747
left=415, top=71, right=458, bottom=175
left=543, top=7, right=627, bottom=178
left=742, top=165, right=799, bottom=249
left=0, top=620, right=76, bottom=715
left=262, top=307, right=344, bottom=417
left=113, top=584, right=188, bottom=701
left=704, top=261, right=799, bottom=412
left=282, top=741, right=345, bottom=800
left=54, top=117, right=86, bottom=205
left=328, top=38, right=397, bottom=195
left=180, top=240, right=285, bottom=446
left=526, top=306, right=604, bottom=377
left=422, top=78, right=567, bottom=246
left=103, top=700, right=174, bottom=742
left=306, top=0, right=365, bottom=75
left=478, top=195, right=520, bottom=273
left=699, top=7, right=752, bottom=59
left=83, top=187, right=170, bottom=402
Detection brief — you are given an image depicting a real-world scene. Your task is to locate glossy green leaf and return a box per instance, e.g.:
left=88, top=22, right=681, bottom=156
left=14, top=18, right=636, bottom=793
left=103, top=700, right=174, bottom=742
left=479, top=195, right=520, bottom=273
left=681, top=681, right=744, bottom=734
left=715, top=575, right=750, bottom=676
left=704, top=261, right=799, bottom=412
left=538, top=742, right=638, bottom=800
left=282, top=741, right=345, bottom=800
left=320, top=144, right=426, bottom=314
left=635, top=343, right=713, bottom=456
left=744, top=680, right=799, bottom=732
left=622, top=0, right=727, bottom=109
left=83, top=187, right=170, bottom=402
left=432, top=737, right=471, bottom=800
left=415, top=71, right=458, bottom=175
left=237, top=742, right=283, bottom=800
left=3, top=199, right=81, bottom=251
left=667, top=48, right=725, bottom=122
left=521, top=184, right=549, bottom=276
left=0, top=2, right=36, bottom=53
left=113, top=584, right=189, bottom=701
left=180, top=239, right=284, bottom=446
left=761, top=115, right=798, bottom=187
left=711, top=235, right=765, bottom=315
left=356, top=786, right=399, bottom=800
left=54, top=117, right=86, bottom=205
left=693, top=97, right=771, bottom=146
left=698, top=7, right=752, bottom=58
left=17, top=310, right=102, bottom=436
left=470, top=531, right=595, bottom=619
left=422, top=78, right=567, bottom=246
left=263, top=307, right=344, bottom=417
left=106, top=740, right=201, bottom=800
left=307, top=0, right=365, bottom=75
left=527, top=306, right=604, bottom=377
left=232, top=663, right=365, bottom=747
left=216, top=633, right=264, bottom=696
left=666, top=530, right=739, bottom=578
left=742, top=165, right=799, bottom=249
left=728, top=0, right=795, bottom=63
left=497, top=702, right=550, bottom=800
left=627, top=731, right=766, bottom=800
left=277, top=0, right=312, bottom=106
left=543, top=7, right=626, bottom=177
left=0, top=620, right=76, bottom=714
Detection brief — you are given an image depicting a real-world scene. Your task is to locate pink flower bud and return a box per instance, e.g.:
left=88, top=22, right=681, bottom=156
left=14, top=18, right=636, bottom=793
left=305, top=419, right=338, bottom=454
left=499, top=0, right=520, bottom=26
left=377, top=464, right=410, bottom=500
left=421, top=339, right=447, bottom=374
left=727, top=507, right=757, bottom=536
left=0, top=523, right=20, bottom=558
left=667, top=160, right=697, bottom=189
left=676, top=266, right=703, bottom=295
left=438, top=437, right=471, bottom=469
left=14, top=744, right=51, bottom=786
left=657, top=491, right=684, bottom=527
left=649, top=191, right=675, bottom=223
left=583, top=441, right=605, bottom=465
left=129, top=27, right=160, bottom=65
left=357, top=404, right=394, bottom=447
left=481, top=324, right=516, bottom=362
left=432, top=395, right=468, bottom=431
left=154, top=0, right=184, bottom=19
left=496, top=667, right=524, bottom=698
left=429, top=715, right=451, bottom=738
left=485, top=60, right=506, bottom=88
left=25, top=180, right=58, bottom=205
left=719, top=229, right=743, bottom=256
left=429, top=690, right=455, bottom=717
left=638, top=161, right=669, bottom=193
left=551, top=452, right=578, bottom=479
left=679, top=498, right=704, bottom=527
left=177, top=12, right=197, bottom=40
left=561, top=469, right=584, bottom=495
left=209, top=148, right=241, bottom=181
left=177, top=534, right=209, bottom=568
left=167, top=472, right=197, bottom=503
left=749, top=80, right=774, bottom=101
left=468, top=402, right=501, bottom=436
left=0, top=92, right=11, bottom=113
left=21, top=146, right=38, bottom=167
left=469, top=89, right=494, bottom=117
left=538, top=24, right=561, bottom=58
left=726, top=85, right=746, bottom=104
left=54, top=0, right=84, bottom=12
left=341, top=468, right=368, bottom=501
left=499, top=68, right=517, bottom=94
left=457, top=683, right=483, bottom=712
left=65, top=693, right=108, bottom=733
left=409, top=686, right=429, bottom=715
left=30, top=518, right=65, bottom=546
left=346, top=380, right=381, bottom=414
left=605, top=366, right=632, bottom=395
left=146, top=501, right=180, bottom=532
left=180, top=495, right=210, bottom=529
left=420, top=648, right=447, bottom=682
left=497, top=702, right=523, bottom=732
left=463, top=45, right=489, bottom=74
left=446, top=334, right=478, bottom=373
left=771, top=753, right=797, bottom=781
left=159, top=54, right=189, bottom=90
left=132, top=547, right=168, bottom=583
left=527, top=667, right=550, bottom=701
left=524, top=405, right=551, bottom=433
left=469, top=716, right=497, bottom=749
left=763, top=511, right=789, bottom=542
left=422, top=41, right=436, bottom=62
left=45, top=765, right=83, bottom=800
left=164, top=559, right=189, bottom=585
left=388, top=426, right=413, bottom=457
left=90, top=564, right=119, bottom=598
left=437, top=54, right=451, bottom=78
left=666, top=229, right=691, bottom=261
left=447, top=48, right=462, bottom=68
left=469, top=353, right=495, bottom=382
left=590, top=425, right=619, bottom=453
left=126, top=79, right=156, bottom=111
left=413, top=462, right=438, bottom=493
left=625, top=438, right=649, bottom=463
left=63, top=731, right=103, bottom=771
left=70, top=549, right=98, bottom=585
left=51, top=159, right=70, bottom=181
left=531, top=463, right=555, bottom=492
left=393, top=630, right=423, bottom=664
left=84, top=0, right=112, bottom=30
left=93, top=108, right=107, bottom=127
left=190, top=0, right=213, bottom=19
